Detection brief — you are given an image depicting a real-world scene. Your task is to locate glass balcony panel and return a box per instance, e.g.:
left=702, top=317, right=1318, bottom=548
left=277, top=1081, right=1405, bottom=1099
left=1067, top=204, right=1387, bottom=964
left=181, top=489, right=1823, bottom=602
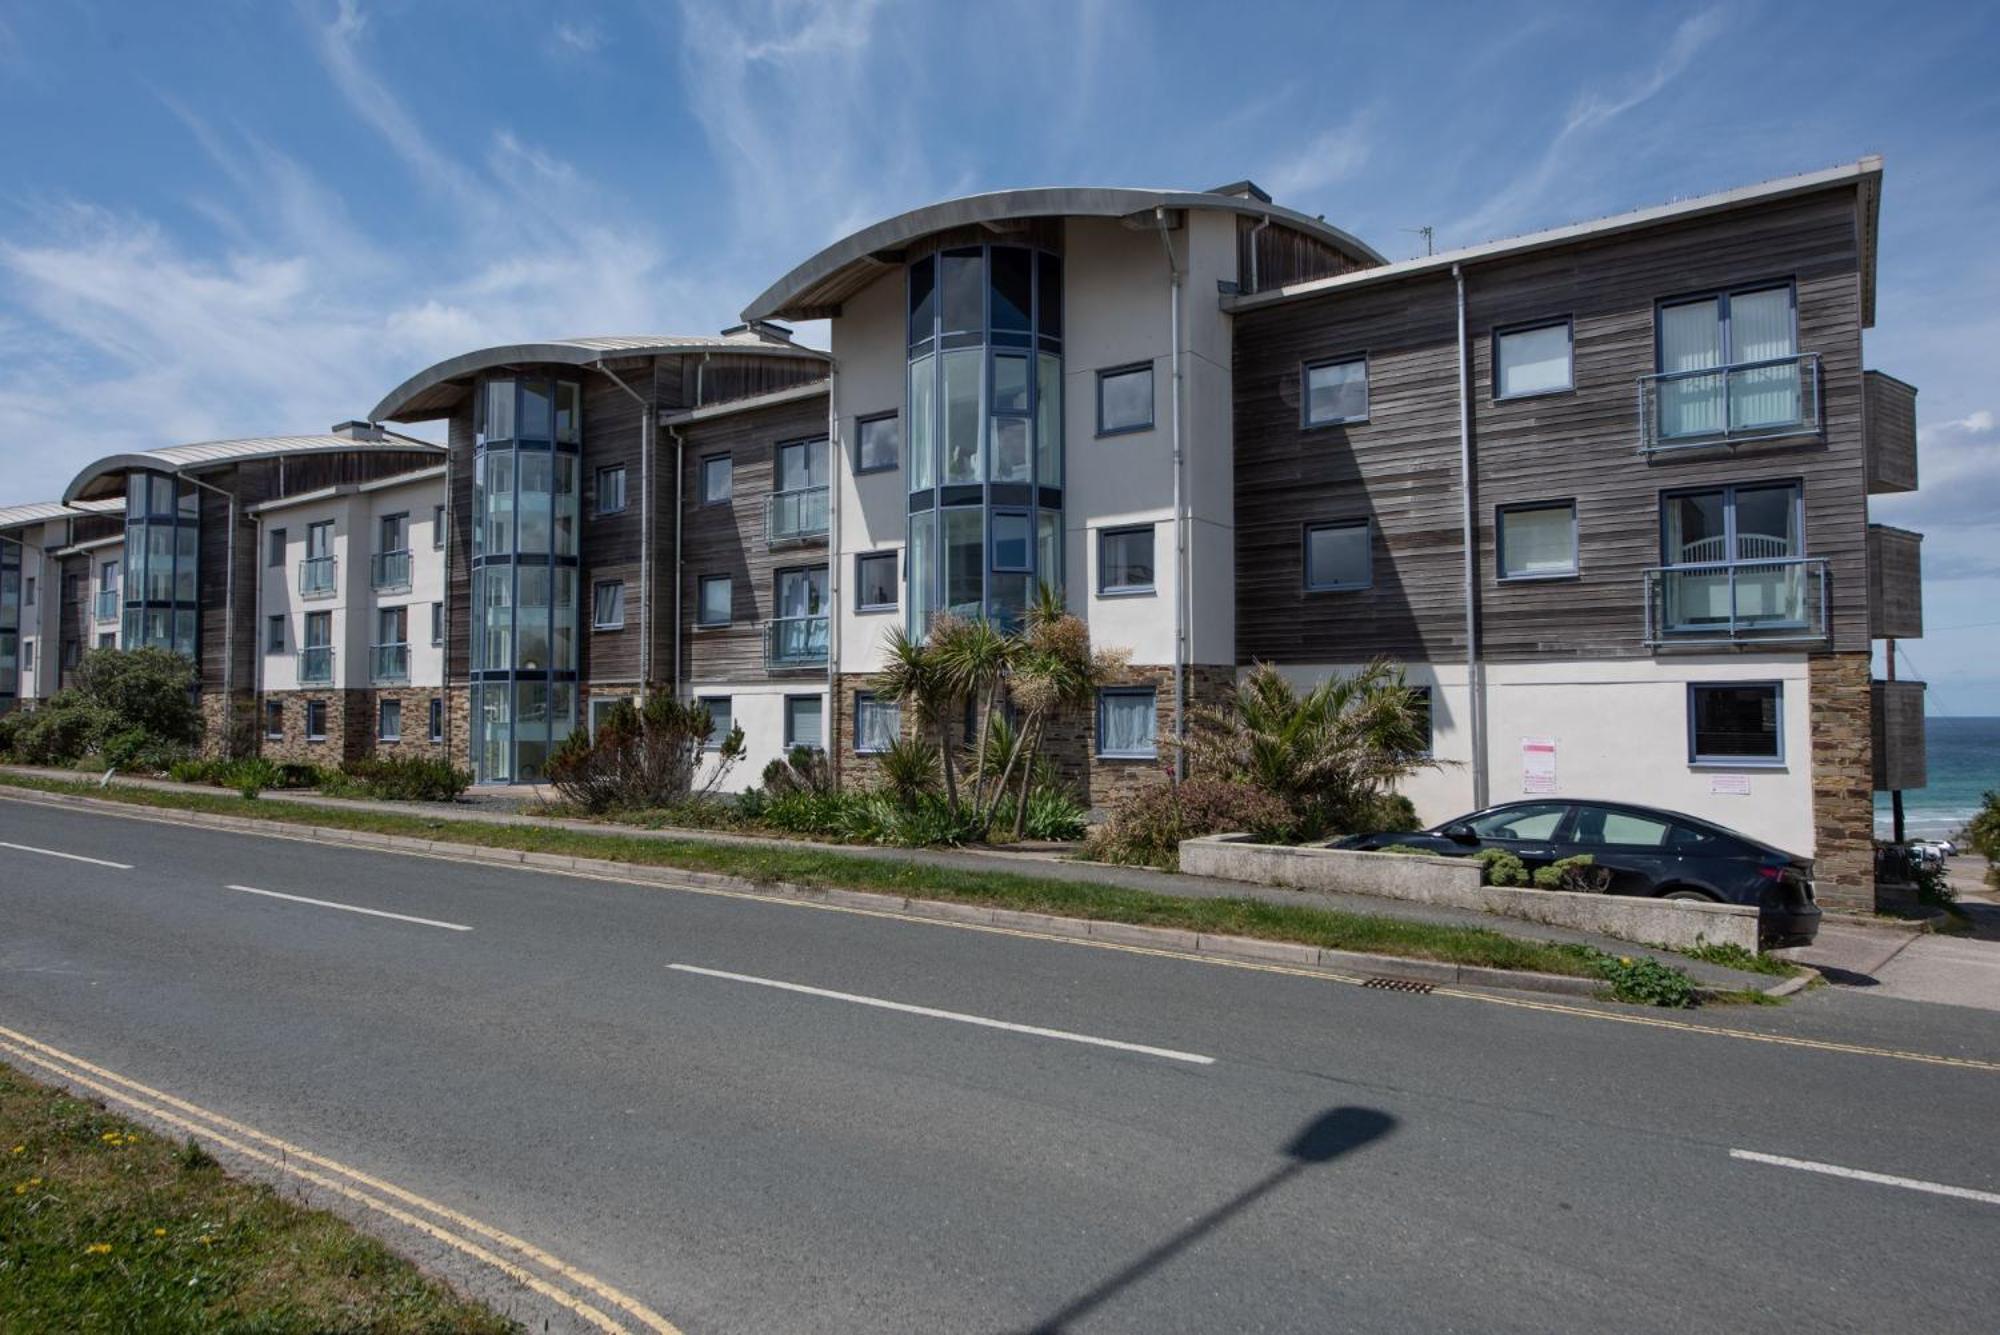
left=298, top=556, right=337, bottom=598
left=764, top=616, right=830, bottom=669
left=298, top=645, right=334, bottom=684
left=765, top=486, right=830, bottom=545
left=1646, top=559, right=1827, bottom=644
left=371, top=642, right=409, bottom=683
left=371, top=549, right=412, bottom=590
left=1643, top=355, right=1817, bottom=452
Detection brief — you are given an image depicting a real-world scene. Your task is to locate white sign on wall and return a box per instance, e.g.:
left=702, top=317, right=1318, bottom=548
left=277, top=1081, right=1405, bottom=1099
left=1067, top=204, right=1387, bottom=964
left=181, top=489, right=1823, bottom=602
left=1709, top=774, right=1752, bottom=796
left=1521, top=737, right=1557, bottom=794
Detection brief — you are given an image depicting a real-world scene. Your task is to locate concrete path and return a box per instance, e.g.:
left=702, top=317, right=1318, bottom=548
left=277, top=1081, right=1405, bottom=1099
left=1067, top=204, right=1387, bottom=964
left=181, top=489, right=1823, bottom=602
left=5, top=798, right=1999, bottom=1334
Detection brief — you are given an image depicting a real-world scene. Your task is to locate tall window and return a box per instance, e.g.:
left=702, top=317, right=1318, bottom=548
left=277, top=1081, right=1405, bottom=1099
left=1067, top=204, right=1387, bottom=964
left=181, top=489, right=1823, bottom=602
left=854, top=552, right=898, bottom=612
left=595, top=465, right=627, bottom=516
left=301, top=520, right=335, bottom=598
left=906, top=244, right=1062, bottom=635
left=267, top=527, right=286, bottom=567
left=379, top=698, right=402, bottom=742
left=429, top=697, right=444, bottom=742
left=1097, top=688, right=1157, bottom=759
left=266, top=614, right=285, bottom=653
left=1660, top=483, right=1805, bottom=633
left=305, top=699, right=327, bottom=741
left=855, top=691, right=899, bottom=754
left=1303, top=356, right=1368, bottom=426
left=120, top=470, right=200, bottom=656
left=1494, top=322, right=1573, bottom=399
left=470, top=375, right=582, bottom=783
left=264, top=700, right=283, bottom=739
left=1656, top=285, right=1799, bottom=439
left=433, top=504, right=447, bottom=548
left=770, top=439, right=829, bottom=541
left=375, top=512, right=411, bottom=590
left=593, top=580, right=625, bottom=630
left=431, top=601, right=444, bottom=646
left=1098, top=525, right=1155, bottom=595
left=700, top=455, right=732, bottom=505
left=375, top=606, right=409, bottom=683
left=698, top=696, right=732, bottom=751
left=1497, top=502, right=1578, bottom=580
left=1305, top=519, right=1372, bottom=592
left=784, top=694, right=823, bottom=750
left=697, top=575, right=732, bottom=627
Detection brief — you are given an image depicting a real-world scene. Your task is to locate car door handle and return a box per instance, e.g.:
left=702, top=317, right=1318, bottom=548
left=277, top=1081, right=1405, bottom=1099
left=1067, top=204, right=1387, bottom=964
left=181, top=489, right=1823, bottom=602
left=1517, top=848, right=1553, bottom=858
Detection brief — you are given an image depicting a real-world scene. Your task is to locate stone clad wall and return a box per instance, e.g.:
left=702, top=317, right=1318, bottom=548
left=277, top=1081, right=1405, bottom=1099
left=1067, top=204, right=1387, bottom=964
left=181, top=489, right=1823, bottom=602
left=1807, top=652, right=1876, bottom=909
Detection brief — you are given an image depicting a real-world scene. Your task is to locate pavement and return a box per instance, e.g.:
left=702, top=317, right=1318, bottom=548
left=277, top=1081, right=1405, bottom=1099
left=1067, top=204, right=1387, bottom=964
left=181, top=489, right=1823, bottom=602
left=1776, top=861, right=2000, bottom=1012
left=4, top=796, right=1999, bottom=1334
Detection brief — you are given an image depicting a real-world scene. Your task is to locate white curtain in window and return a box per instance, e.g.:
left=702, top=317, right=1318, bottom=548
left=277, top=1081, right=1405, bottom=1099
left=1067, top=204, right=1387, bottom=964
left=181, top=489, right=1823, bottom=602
left=1728, top=289, right=1799, bottom=429
left=1501, top=506, right=1574, bottom=576
left=1497, top=326, right=1572, bottom=398
left=858, top=697, right=900, bottom=752
left=594, top=582, right=624, bottom=628
left=1658, top=299, right=1723, bottom=437
left=1100, top=692, right=1155, bottom=756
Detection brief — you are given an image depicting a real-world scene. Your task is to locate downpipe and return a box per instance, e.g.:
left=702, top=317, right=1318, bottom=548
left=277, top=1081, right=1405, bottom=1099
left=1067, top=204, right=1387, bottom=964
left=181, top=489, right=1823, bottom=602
left=1453, top=263, right=1487, bottom=809
left=1156, top=206, right=1188, bottom=779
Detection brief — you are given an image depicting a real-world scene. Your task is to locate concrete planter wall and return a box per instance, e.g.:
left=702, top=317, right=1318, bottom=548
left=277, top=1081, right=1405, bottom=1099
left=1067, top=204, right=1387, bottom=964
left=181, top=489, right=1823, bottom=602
left=1179, top=834, right=1760, bottom=953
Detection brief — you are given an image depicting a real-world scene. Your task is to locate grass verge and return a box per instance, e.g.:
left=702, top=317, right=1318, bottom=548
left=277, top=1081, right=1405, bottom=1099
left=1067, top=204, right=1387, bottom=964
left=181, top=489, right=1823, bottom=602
left=0, top=1059, right=512, bottom=1332
left=0, top=773, right=1605, bottom=979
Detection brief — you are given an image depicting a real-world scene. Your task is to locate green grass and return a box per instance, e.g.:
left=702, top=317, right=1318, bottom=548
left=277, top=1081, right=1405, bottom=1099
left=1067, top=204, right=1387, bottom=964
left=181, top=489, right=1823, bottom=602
left=1677, top=940, right=1800, bottom=978
left=0, top=1059, right=513, bottom=1333
left=0, top=772, right=1608, bottom=979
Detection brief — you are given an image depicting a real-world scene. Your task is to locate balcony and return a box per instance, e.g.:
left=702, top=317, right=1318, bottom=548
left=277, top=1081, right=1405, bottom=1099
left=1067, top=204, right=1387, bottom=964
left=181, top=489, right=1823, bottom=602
left=298, top=644, right=334, bottom=684
left=765, top=486, right=829, bottom=547
left=1867, top=524, right=1923, bottom=640
left=371, top=548, right=412, bottom=592
left=371, top=641, right=409, bottom=684
left=763, top=615, right=828, bottom=671
left=1638, top=353, right=1821, bottom=455
left=1643, top=558, right=1829, bottom=647
left=93, top=589, right=119, bottom=623
left=1872, top=678, right=1927, bottom=791
left=298, top=556, right=337, bottom=599
left=1864, top=371, right=1919, bottom=494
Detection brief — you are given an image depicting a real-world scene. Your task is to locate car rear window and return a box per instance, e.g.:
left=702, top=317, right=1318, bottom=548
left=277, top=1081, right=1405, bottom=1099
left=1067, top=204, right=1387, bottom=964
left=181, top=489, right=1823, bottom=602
left=1571, top=808, right=1674, bottom=847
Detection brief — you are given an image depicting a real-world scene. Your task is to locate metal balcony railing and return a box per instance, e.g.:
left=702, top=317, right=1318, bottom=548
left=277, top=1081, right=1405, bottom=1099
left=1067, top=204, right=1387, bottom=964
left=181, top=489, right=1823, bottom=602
left=298, top=556, right=337, bottom=598
left=298, top=644, right=334, bottom=684
left=1643, top=557, right=1830, bottom=646
left=763, top=615, right=829, bottom=670
left=93, top=589, right=119, bottom=622
left=371, top=642, right=409, bottom=683
left=371, top=548, right=412, bottom=591
left=1638, top=353, right=1821, bottom=454
left=764, top=486, right=829, bottom=546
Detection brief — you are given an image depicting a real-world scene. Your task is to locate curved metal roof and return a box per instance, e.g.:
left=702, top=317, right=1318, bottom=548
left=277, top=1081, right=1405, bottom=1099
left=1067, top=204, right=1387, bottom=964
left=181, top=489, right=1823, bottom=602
left=741, top=187, right=1387, bottom=322
left=0, top=498, right=123, bottom=533
left=62, top=433, right=444, bottom=505
left=368, top=331, right=830, bottom=424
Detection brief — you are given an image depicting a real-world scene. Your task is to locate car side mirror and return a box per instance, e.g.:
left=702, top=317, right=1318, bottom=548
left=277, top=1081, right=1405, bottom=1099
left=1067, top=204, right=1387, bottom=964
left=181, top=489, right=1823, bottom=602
left=1443, top=823, right=1478, bottom=844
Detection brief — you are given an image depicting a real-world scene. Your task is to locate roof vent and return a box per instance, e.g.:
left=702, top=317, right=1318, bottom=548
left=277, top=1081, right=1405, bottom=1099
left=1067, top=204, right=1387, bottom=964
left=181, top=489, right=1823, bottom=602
left=1206, top=179, right=1272, bottom=204
left=329, top=420, right=385, bottom=442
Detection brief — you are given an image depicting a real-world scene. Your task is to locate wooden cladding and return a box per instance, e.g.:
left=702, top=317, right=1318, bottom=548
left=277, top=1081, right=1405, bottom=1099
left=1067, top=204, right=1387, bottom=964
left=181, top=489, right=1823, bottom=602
left=1237, top=216, right=1372, bottom=294
left=1232, top=186, right=1880, bottom=666
left=1867, top=524, right=1923, bottom=640
left=1863, top=370, right=1919, bottom=495
left=1871, top=677, right=1926, bottom=791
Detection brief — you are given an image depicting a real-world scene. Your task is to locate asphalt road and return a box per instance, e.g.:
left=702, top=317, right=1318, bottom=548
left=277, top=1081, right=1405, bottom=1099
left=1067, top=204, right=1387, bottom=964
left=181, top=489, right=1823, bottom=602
left=4, top=796, right=1999, bottom=1333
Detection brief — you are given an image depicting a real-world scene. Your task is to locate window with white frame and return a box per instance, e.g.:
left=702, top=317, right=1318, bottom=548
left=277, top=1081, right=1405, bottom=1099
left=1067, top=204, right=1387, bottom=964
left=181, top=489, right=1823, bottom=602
left=856, top=413, right=900, bottom=473
left=697, top=695, right=732, bottom=750
left=593, top=580, right=625, bottom=630
left=784, top=694, right=823, bottom=750
left=697, top=575, right=731, bottom=627
left=1687, top=682, right=1783, bottom=765
left=1096, top=364, right=1153, bottom=435
left=854, top=552, right=897, bottom=612
left=700, top=455, right=732, bottom=505
left=1303, top=355, right=1368, bottom=426
left=1097, top=687, right=1157, bottom=759
left=595, top=465, right=627, bottom=516
left=1497, top=502, right=1578, bottom=580
left=1098, top=525, right=1155, bottom=595
left=1304, top=519, right=1371, bottom=591
left=855, top=691, right=899, bottom=754
left=1495, top=321, right=1574, bottom=399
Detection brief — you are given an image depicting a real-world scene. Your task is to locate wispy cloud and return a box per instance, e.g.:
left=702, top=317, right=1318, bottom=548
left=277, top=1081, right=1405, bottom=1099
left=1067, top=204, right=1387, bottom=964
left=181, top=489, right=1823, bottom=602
left=1874, top=409, right=2000, bottom=582
left=554, top=20, right=601, bottom=55
left=1259, top=111, right=1373, bottom=204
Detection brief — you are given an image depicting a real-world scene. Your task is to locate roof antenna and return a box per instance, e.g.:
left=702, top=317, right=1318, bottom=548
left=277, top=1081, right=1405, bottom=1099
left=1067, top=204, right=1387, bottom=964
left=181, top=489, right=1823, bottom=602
left=1403, top=225, right=1435, bottom=257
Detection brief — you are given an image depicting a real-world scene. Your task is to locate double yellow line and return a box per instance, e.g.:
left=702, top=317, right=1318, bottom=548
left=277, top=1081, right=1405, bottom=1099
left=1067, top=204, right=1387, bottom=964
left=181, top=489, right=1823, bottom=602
left=0, top=1023, right=680, bottom=1335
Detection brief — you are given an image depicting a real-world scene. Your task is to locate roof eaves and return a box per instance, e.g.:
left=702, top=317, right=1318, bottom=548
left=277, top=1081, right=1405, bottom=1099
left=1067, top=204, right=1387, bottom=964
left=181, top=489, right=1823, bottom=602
left=659, top=380, right=830, bottom=428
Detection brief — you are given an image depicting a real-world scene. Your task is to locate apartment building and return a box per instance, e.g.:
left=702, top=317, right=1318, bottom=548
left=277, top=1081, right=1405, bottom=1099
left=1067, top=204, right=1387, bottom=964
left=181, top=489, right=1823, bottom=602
left=0, top=157, right=1924, bottom=909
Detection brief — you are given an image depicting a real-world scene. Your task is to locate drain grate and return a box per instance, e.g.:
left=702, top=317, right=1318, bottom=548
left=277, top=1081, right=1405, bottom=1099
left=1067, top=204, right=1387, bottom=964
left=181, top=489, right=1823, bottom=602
left=1361, top=976, right=1435, bottom=994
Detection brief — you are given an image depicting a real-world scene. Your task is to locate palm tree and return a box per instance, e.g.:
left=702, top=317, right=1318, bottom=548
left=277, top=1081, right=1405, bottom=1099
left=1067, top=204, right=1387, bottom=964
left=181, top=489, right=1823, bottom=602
left=999, top=584, right=1124, bottom=838
left=925, top=614, right=1015, bottom=819
left=875, top=624, right=962, bottom=811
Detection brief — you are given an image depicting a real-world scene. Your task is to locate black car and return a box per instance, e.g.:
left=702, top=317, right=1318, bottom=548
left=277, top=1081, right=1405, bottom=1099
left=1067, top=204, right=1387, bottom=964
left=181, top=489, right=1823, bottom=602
left=1334, top=799, right=1820, bottom=948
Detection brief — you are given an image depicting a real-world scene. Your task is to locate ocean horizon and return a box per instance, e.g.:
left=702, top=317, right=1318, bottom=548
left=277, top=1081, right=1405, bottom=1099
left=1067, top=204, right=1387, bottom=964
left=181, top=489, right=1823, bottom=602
left=1873, top=715, right=1998, bottom=841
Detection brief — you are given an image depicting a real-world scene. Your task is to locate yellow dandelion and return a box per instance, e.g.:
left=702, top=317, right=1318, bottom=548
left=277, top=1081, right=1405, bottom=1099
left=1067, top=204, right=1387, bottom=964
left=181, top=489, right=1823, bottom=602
left=1618, top=956, right=1633, bottom=966
left=153, top=1227, right=168, bottom=1237
left=85, top=1243, right=112, bottom=1255
left=7, top=1144, right=22, bottom=1155
left=196, top=1234, right=214, bottom=1246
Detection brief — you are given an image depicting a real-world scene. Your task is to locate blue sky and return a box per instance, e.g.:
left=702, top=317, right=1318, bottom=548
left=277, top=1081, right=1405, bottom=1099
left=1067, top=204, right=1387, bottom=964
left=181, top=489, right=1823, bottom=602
left=1, top=0, right=1994, bottom=707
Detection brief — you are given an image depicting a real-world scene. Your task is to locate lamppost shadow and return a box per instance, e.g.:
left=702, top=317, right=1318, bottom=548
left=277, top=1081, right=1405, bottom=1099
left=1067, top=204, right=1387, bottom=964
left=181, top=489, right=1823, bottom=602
left=1019, top=1105, right=1398, bottom=1334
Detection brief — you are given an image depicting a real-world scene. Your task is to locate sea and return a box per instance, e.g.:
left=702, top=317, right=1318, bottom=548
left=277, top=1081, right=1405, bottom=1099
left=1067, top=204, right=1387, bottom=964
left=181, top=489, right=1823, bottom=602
left=1874, top=716, right=2000, bottom=841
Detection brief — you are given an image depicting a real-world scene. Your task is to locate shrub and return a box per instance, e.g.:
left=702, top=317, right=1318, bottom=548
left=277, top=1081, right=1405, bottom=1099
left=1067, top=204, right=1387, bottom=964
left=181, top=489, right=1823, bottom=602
left=332, top=755, right=471, bottom=802
left=876, top=736, right=940, bottom=807
left=1592, top=952, right=1697, bottom=1008
left=1019, top=782, right=1089, bottom=842
left=1964, top=792, right=2000, bottom=884
left=1475, top=848, right=1528, bottom=887
left=546, top=696, right=743, bottom=814
left=1910, top=860, right=1957, bottom=909
left=1532, top=854, right=1611, bottom=893
left=0, top=647, right=201, bottom=768
left=760, top=745, right=836, bottom=799
left=1087, top=777, right=1295, bottom=870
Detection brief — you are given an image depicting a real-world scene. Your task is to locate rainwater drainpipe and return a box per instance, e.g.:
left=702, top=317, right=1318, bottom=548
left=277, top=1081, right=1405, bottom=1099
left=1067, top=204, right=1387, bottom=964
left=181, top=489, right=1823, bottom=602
left=595, top=363, right=651, bottom=701
left=179, top=472, right=242, bottom=754
left=1155, top=206, right=1188, bottom=778
left=666, top=419, right=686, bottom=700
left=1247, top=213, right=1271, bottom=295
left=438, top=434, right=453, bottom=757
left=1453, top=263, right=1487, bottom=809
left=825, top=359, right=841, bottom=761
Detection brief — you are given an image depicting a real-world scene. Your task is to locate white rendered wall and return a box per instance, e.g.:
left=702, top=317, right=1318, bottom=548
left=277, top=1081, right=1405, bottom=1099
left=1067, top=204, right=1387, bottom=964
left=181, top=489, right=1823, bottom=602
left=1263, top=656, right=1818, bottom=857
left=832, top=265, right=908, bottom=676
left=687, top=682, right=827, bottom=794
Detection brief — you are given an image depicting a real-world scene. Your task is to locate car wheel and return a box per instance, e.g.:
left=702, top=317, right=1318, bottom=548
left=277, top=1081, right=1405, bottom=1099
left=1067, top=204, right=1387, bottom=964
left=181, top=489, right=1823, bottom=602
left=1660, top=888, right=1717, bottom=903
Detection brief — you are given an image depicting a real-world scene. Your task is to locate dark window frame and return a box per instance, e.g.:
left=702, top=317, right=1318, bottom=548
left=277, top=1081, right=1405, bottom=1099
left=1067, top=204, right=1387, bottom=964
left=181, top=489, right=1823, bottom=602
left=594, top=464, right=628, bottom=517
left=1301, top=353, right=1370, bottom=428
left=1097, top=523, right=1156, bottom=597
left=1686, top=680, right=1786, bottom=767
left=1495, top=499, right=1580, bottom=582
left=1491, top=318, right=1576, bottom=401
left=695, top=573, right=732, bottom=628
left=266, top=614, right=286, bottom=654
left=854, top=689, right=899, bottom=755
left=433, top=505, right=447, bottom=549
left=1095, top=362, right=1155, bottom=437
left=698, top=454, right=733, bottom=507
left=1303, top=518, right=1373, bottom=593
left=305, top=699, right=328, bottom=742
left=264, top=700, right=284, bottom=740
left=854, top=550, right=899, bottom=613
left=267, top=527, right=287, bottom=568
left=379, top=697, right=402, bottom=743
left=1652, top=279, right=1799, bottom=374
left=592, top=578, right=626, bottom=631
left=1096, top=686, right=1159, bottom=760
left=429, top=697, right=444, bottom=743
left=697, top=695, right=733, bottom=751
left=1408, top=684, right=1434, bottom=758
left=783, top=692, right=824, bottom=751
left=855, top=411, right=901, bottom=475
